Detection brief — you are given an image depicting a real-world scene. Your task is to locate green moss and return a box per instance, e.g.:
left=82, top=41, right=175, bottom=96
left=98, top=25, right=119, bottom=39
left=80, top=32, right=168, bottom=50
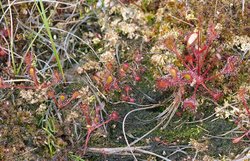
left=153, top=124, right=202, bottom=143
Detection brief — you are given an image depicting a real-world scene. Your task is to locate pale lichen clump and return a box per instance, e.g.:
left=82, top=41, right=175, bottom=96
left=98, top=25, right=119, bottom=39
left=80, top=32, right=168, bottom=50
left=189, top=138, right=208, bottom=152
left=215, top=85, right=250, bottom=128
left=233, top=35, right=250, bottom=52
left=100, top=50, right=116, bottom=64
left=36, top=103, right=47, bottom=114
left=19, top=88, right=47, bottom=104
left=65, top=111, right=80, bottom=123
left=227, top=35, right=250, bottom=56
left=150, top=54, right=169, bottom=66
left=118, top=21, right=140, bottom=39
left=215, top=100, right=239, bottom=119
left=103, top=28, right=119, bottom=47
left=79, top=86, right=95, bottom=104
left=98, top=1, right=147, bottom=48
left=77, top=60, right=100, bottom=74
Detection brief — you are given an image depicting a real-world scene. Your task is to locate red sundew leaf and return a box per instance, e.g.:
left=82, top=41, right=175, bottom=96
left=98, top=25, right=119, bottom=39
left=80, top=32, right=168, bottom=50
left=81, top=104, right=92, bottom=126
left=156, top=78, right=171, bottom=90
left=134, top=50, right=143, bottom=62
left=207, top=21, right=218, bottom=43
left=129, top=98, right=135, bottom=103
left=134, top=75, right=141, bottom=82
left=169, top=66, right=178, bottom=79
left=47, top=90, right=55, bottom=98
left=221, top=56, right=239, bottom=74
left=0, top=47, right=6, bottom=57
left=0, top=77, right=8, bottom=88
left=119, top=68, right=126, bottom=78
left=211, top=90, right=223, bottom=101
left=232, top=137, right=242, bottom=144
left=112, top=79, right=120, bottom=90
left=72, top=91, right=80, bottom=99
left=232, top=130, right=250, bottom=144
left=58, top=93, right=67, bottom=106
left=122, top=63, right=130, bottom=71
left=25, top=52, right=33, bottom=67
left=29, top=66, right=39, bottom=86
left=106, top=62, right=113, bottom=71
left=121, top=94, right=130, bottom=102
left=110, top=111, right=119, bottom=121
left=52, top=70, right=61, bottom=83
left=183, top=97, right=198, bottom=110
left=1, top=28, right=10, bottom=37
left=238, top=88, right=250, bottom=116
left=182, top=72, right=193, bottom=82
left=185, top=55, right=194, bottom=65
left=124, top=85, right=132, bottom=94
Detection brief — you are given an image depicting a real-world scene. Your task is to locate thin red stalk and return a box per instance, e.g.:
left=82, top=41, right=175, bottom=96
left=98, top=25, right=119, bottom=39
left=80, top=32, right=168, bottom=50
left=58, top=98, right=73, bottom=109
left=233, top=129, right=250, bottom=143
left=197, top=31, right=201, bottom=75
left=83, top=130, right=92, bottom=154
left=83, top=118, right=113, bottom=154
left=81, top=104, right=92, bottom=126
left=173, top=48, right=191, bottom=70
left=201, top=83, right=214, bottom=96
left=201, top=44, right=211, bottom=65
left=205, top=72, right=223, bottom=82
left=202, top=56, right=218, bottom=77
left=241, top=98, right=250, bottom=116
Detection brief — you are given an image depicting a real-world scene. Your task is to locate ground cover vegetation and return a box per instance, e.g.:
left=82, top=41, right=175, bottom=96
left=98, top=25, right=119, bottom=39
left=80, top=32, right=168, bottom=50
left=0, top=0, right=249, bottom=160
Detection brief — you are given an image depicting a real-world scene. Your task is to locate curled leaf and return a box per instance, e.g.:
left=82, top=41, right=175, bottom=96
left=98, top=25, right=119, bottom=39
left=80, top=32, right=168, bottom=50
left=187, top=32, right=198, bottom=47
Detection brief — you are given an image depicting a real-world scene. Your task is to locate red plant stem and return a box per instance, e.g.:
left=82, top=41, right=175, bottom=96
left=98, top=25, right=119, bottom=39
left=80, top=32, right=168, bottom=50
left=94, top=107, right=101, bottom=124
left=202, top=56, right=218, bottom=78
left=0, top=84, right=11, bottom=89
left=241, top=97, right=250, bottom=116
left=197, top=51, right=201, bottom=75
left=201, top=83, right=214, bottom=96
left=83, top=118, right=113, bottom=154
left=197, top=31, right=201, bottom=75
left=205, top=72, right=223, bottom=82
left=83, top=130, right=92, bottom=154
left=58, top=98, right=73, bottom=109
left=233, top=129, right=250, bottom=143
left=173, top=48, right=191, bottom=71
left=202, top=43, right=211, bottom=61
left=189, top=61, right=195, bottom=69
left=81, top=104, right=92, bottom=126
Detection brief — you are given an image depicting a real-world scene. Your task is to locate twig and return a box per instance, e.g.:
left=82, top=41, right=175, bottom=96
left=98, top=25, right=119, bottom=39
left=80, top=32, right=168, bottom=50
left=88, top=146, right=150, bottom=154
